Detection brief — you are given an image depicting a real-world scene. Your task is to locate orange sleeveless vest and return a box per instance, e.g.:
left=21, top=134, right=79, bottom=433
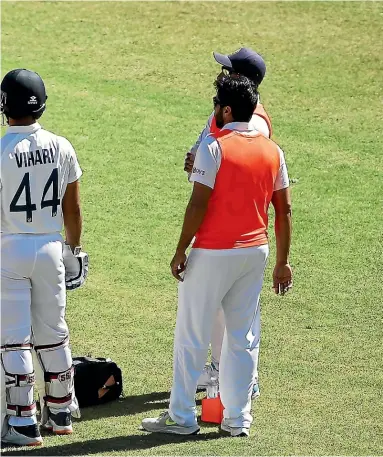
left=210, top=103, right=272, bottom=138
left=193, top=130, right=280, bottom=250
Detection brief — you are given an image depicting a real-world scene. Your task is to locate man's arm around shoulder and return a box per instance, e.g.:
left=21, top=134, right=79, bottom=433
left=184, top=112, right=214, bottom=174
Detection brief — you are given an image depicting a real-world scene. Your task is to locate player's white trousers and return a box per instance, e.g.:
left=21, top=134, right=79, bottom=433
left=211, top=306, right=260, bottom=384
left=1, top=233, right=69, bottom=346
left=1, top=233, right=73, bottom=429
left=169, top=244, right=268, bottom=428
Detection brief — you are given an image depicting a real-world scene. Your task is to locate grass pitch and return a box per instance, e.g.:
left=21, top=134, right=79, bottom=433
left=1, top=1, right=383, bottom=455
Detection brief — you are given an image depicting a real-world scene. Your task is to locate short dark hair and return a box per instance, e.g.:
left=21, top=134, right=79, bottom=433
left=214, top=75, right=258, bottom=122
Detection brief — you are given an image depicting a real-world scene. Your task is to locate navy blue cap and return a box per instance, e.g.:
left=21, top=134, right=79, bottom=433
left=213, top=48, right=266, bottom=85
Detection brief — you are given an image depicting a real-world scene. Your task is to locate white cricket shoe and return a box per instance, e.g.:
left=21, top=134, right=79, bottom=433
left=197, top=363, right=219, bottom=390
left=1, top=424, right=43, bottom=446
left=42, top=410, right=73, bottom=435
left=141, top=411, right=200, bottom=435
left=221, top=419, right=250, bottom=437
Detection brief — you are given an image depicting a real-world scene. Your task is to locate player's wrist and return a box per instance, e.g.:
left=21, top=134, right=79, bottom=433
left=65, top=241, right=82, bottom=255
left=275, top=258, right=289, bottom=266
left=175, top=244, right=187, bottom=254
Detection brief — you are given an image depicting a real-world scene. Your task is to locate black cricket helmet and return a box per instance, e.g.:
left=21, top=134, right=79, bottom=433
left=1, top=69, right=47, bottom=120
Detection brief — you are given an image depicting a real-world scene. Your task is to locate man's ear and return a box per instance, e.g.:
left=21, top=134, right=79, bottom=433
left=224, top=106, right=232, bottom=117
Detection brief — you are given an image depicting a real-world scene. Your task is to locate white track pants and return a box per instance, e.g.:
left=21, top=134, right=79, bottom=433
left=211, top=306, right=260, bottom=386
left=169, top=244, right=268, bottom=428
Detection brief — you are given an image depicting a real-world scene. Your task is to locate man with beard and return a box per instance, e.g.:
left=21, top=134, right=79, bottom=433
left=142, top=74, right=292, bottom=437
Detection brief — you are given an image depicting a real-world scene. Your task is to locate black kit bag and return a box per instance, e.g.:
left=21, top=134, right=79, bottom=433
left=73, top=356, right=123, bottom=407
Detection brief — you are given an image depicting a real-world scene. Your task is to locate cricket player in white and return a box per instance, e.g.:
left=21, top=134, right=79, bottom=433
left=184, top=48, right=272, bottom=397
left=1, top=69, right=88, bottom=446
left=142, top=75, right=292, bottom=437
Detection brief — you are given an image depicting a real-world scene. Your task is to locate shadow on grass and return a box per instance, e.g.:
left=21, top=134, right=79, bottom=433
left=76, top=391, right=202, bottom=422
left=1, top=391, right=210, bottom=455
left=2, top=430, right=226, bottom=456
left=79, top=390, right=171, bottom=421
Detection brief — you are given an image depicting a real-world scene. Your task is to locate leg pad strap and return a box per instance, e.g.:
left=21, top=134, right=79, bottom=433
left=7, top=401, right=37, bottom=417
left=43, top=367, right=74, bottom=408
left=4, top=371, right=35, bottom=388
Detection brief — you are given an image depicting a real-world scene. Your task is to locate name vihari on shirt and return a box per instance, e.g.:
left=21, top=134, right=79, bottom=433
left=13, top=149, right=55, bottom=168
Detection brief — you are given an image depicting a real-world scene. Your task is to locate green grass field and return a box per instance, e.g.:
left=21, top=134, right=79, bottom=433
left=2, top=1, right=383, bottom=455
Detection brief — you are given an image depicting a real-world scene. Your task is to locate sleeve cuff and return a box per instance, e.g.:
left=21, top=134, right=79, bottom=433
left=68, top=169, right=83, bottom=184
left=189, top=176, right=214, bottom=189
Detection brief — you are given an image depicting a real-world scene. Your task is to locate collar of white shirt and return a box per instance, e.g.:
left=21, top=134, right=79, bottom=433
left=223, top=121, right=251, bottom=132
left=6, top=122, right=41, bottom=134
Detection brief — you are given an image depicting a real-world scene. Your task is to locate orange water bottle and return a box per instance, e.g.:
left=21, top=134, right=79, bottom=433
left=201, top=377, right=224, bottom=424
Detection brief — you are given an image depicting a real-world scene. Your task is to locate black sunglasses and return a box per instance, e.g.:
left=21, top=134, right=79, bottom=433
left=221, top=66, right=234, bottom=76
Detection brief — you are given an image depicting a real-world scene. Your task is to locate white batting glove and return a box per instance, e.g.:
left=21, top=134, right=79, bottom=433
left=63, top=243, right=89, bottom=290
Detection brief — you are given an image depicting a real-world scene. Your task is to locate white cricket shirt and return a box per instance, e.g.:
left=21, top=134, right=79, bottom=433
left=0, top=123, right=82, bottom=234
left=190, top=122, right=289, bottom=191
